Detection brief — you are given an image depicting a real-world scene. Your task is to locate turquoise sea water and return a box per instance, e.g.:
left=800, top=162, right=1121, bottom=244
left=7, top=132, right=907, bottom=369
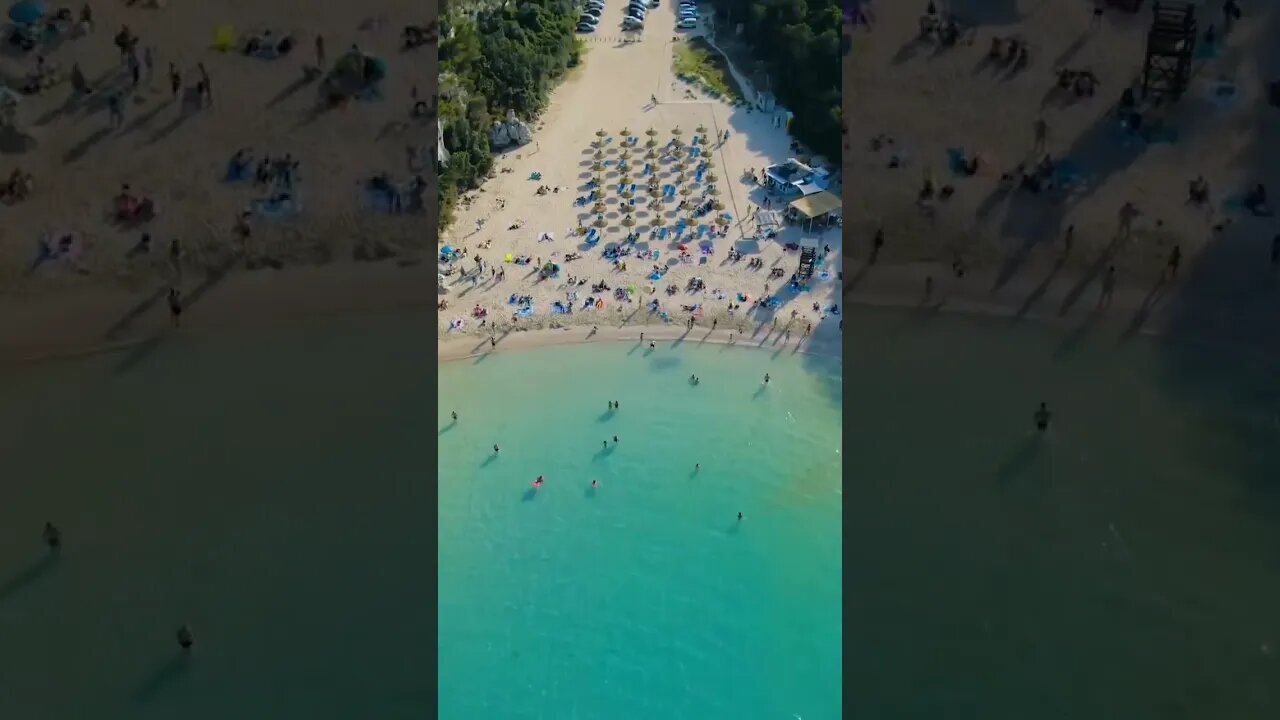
left=0, top=313, right=436, bottom=719
left=438, top=340, right=844, bottom=720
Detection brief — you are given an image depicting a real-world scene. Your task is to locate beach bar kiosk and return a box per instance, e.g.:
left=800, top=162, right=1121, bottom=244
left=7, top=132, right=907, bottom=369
left=761, top=158, right=830, bottom=198
left=786, top=191, right=842, bottom=232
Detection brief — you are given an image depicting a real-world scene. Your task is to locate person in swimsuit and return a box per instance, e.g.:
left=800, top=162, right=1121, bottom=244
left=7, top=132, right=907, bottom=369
left=534, top=475, right=544, bottom=488
left=649, top=341, right=655, bottom=349
left=451, top=411, right=458, bottom=422
left=493, top=443, right=499, bottom=454
left=1034, top=402, right=1051, bottom=432
left=591, top=479, right=598, bottom=488
left=764, top=373, right=770, bottom=384
left=737, top=512, right=743, bottom=521
left=612, top=435, right=618, bottom=443
left=43, top=522, right=61, bottom=551
left=602, top=440, right=608, bottom=449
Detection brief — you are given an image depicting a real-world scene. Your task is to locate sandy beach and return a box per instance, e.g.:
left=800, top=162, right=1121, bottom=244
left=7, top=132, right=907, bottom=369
left=436, top=4, right=844, bottom=347
left=0, top=0, right=431, bottom=356
left=843, top=0, right=1280, bottom=347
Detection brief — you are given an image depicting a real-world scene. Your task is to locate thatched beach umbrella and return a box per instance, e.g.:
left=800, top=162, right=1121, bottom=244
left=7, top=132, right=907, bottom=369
left=592, top=201, right=607, bottom=214
left=621, top=187, right=634, bottom=199
left=712, top=199, right=726, bottom=211
left=679, top=185, right=693, bottom=196
left=594, top=149, right=605, bottom=160
left=645, top=138, right=657, bottom=149
left=708, top=185, right=721, bottom=196
left=621, top=215, right=636, bottom=227
left=717, top=212, right=733, bottom=225
left=648, top=186, right=662, bottom=199
left=695, top=124, right=707, bottom=135
left=706, top=170, right=718, bottom=183
left=645, top=127, right=658, bottom=137
left=672, top=147, right=685, bottom=159
left=672, top=126, right=683, bottom=137
left=619, top=148, right=631, bottom=161
left=649, top=216, right=663, bottom=227
left=591, top=161, right=605, bottom=172
left=594, top=215, right=608, bottom=228
left=644, top=148, right=657, bottom=160
left=596, top=128, right=608, bottom=138
left=621, top=127, right=632, bottom=138
left=576, top=224, right=588, bottom=235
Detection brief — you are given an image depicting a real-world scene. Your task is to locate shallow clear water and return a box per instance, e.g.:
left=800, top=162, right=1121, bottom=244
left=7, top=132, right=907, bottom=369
left=844, top=308, right=1280, bottom=718
left=0, top=313, right=436, bottom=719
left=438, top=340, right=844, bottom=719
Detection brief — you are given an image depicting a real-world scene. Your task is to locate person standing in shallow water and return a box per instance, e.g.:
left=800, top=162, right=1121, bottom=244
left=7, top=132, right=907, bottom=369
left=176, top=624, right=194, bottom=651
left=1034, top=402, right=1052, bottom=432
left=43, top=522, right=61, bottom=551
left=451, top=411, right=458, bottom=422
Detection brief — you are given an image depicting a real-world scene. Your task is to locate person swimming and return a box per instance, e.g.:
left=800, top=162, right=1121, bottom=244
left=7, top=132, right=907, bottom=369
left=451, top=411, right=458, bottom=421
left=493, top=443, right=500, bottom=454
left=737, top=512, right=743, bottom=520
left=695, top=463, right=700, bottom=471
left=591, top=479, right=598, bottom=488
left=602, top=440, right=608, bottom=449
left=764, top=373, right=770, bottom=384
left=534, top=475, right=544, bottom=488
left=1034, top=402, right=1051, bottom=431
left=176, top=624, right=194, bottom=651
left=612, top=435, right=618, bottom=443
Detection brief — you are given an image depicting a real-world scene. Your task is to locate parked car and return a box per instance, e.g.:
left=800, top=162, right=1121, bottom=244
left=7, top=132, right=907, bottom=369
left=628, top=7, right=647, bottom=18
left=626, top=11, right=646, bottom=23
left=623, top=17, right=644, bottom=29
left=585, top=7, right=602, bottom=17
left=628, top=2, right=647, bottom=12
left=578, top=22, right=596, bottom=32
left=579, top=14, right=600, bottom=25
left=677, top=17, right=697, bottom=29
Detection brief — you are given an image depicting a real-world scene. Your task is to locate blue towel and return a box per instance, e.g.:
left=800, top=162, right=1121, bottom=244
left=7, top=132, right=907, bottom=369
left=517, top=306, right=534, bottom=318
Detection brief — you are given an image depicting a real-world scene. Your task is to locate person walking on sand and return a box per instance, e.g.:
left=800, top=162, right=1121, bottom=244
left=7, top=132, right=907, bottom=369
left=167, top=287, right=183, bottom=327
left=871, top=228, right=885, bottom=263
left=43, top=522, right=61, bottom=551
left=196, top=62, right=212, bottom=106
left=315, top=34, right=326, bottom=69
left=168, top=63, right=181, bottom=99
left=107, top=92, right=123, bottom=128
left=1091, top=0, right=1104, bottom=29
left=1118, top=202, right=1139, bottom=239
left=1099, top=265, right=1116, bottom=308
left=1164, top=245, right=1182, bottom=280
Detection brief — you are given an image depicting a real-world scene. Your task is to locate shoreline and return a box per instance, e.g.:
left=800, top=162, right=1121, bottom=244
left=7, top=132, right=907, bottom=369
left=5, top=249, right=1277, bottom=371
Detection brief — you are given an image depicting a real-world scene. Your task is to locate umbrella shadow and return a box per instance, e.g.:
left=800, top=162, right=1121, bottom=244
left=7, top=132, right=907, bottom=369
left=131, top=654, right=191, bottom=704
